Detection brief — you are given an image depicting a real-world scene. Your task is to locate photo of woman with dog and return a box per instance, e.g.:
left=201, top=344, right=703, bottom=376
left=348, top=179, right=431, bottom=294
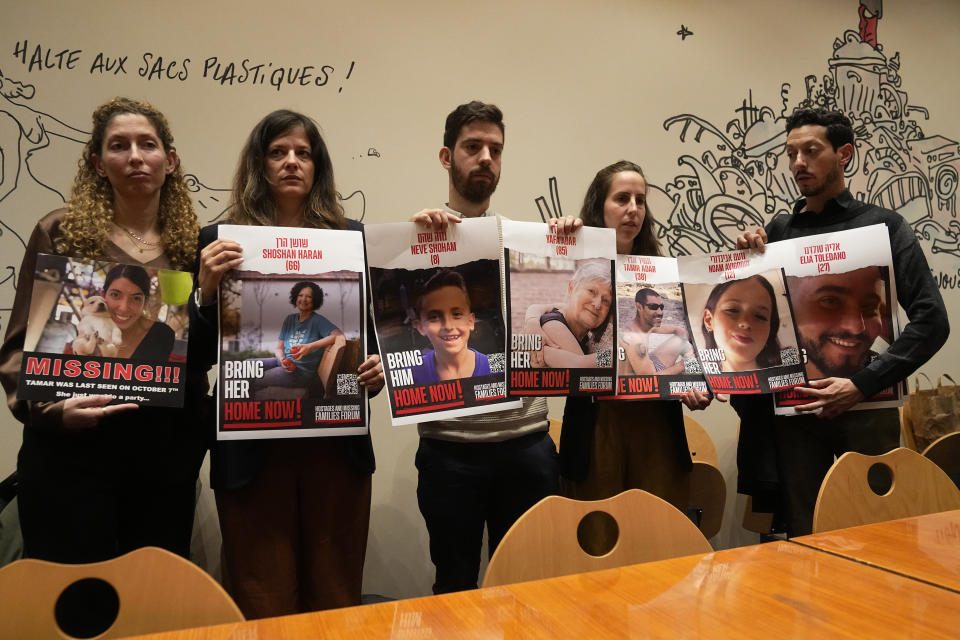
left=26, top=259, right=184, bottom=362
left=193, top=110, right=384, bottom=619
left=0, top=97, right=207, bottom=565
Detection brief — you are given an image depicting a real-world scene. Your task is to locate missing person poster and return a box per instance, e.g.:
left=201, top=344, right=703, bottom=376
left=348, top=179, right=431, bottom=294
left=365, top=216, right=519, bottom=426
left=599, top=255, right=707, bottom=400
left=773, top=224, right=903, bottom=414
left=502, top=219, right=617, bottom=396
left=18, top=254, right=192, bottom=407
left=678, top=246, right=805, bottom=395
left=216, top=225, right=367, bottom=440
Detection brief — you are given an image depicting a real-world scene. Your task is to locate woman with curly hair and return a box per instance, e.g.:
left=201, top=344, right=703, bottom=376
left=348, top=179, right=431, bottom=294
left=193, top=109, right=384, bottom=618
left=0, top=97, right=206, bottom=563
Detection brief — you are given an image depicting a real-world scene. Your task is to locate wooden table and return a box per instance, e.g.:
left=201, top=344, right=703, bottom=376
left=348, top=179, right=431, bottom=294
left=131, top=538, right=960, bottom=639
left=791, top=509, right=960, bottom=593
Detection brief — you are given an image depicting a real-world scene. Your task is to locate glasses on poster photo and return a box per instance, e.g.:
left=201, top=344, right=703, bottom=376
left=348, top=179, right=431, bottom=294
left=618, top=284, right=694, bottom=376
left=25, top=254, right=191, bottom=362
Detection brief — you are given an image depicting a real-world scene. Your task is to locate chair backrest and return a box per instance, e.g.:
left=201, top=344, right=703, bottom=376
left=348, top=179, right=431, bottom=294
left=0, top=546, right=243, bottom=639
left=681, top=415, right=725, bottom=538
left=689, top=461, right=726, bottom=539
left=316, top=333, right=348, bottom=395
left=922, top=431, right=960, bottom=488
left=482, top=489, right=712, bottom=588
left=683, top=415, right=718, bottom=466
left=813, top=447, right=960, bottom=533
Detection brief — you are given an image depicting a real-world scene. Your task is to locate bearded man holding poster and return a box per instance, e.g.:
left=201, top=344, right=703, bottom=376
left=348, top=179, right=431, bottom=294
left=406, top=101, right=578, bottom=594
left=735, top=108, right=949, bottom=536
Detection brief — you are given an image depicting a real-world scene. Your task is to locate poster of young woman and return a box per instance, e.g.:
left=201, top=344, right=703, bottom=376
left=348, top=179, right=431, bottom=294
left=502, top=219, right=617, bottom=396
left=18, top=254, right=192, bottom=406
left=772, top=224, right=903, bottom=414
left=598, top=254, right=707, bottom=400
left=364, top=216, right=519, bottom=426
left=216, top=224, right=367, bottom=439
left=677, top=246, right=805, bottom=395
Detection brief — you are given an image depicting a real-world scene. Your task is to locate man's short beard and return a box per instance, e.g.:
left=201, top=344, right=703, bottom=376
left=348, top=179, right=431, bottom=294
left=800, top=331, right=871, bottom=378
left=451, top=158, right=498, bottom=203
left=797, top=164, right=840, bottom=198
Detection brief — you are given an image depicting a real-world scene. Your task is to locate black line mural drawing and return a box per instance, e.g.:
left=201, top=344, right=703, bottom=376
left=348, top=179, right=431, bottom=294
left=537, top=0, right=960, bottom=274
left=677, top=25, right=693, bottom=41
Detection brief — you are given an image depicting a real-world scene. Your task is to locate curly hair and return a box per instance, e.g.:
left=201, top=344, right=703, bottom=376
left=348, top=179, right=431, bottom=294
left=226, top=110, right=346, bottom=230
left=579, top=160, right=661, bottom=257
left=56, top=97, right=199, bottom=270
left=289, top=281, right=324, bottom=310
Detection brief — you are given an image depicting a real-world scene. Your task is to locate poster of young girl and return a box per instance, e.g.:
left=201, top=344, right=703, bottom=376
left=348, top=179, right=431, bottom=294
left=502, top=219, right=617, bottom=396
left=216, top=225, right=368, bottom=440
left=18, top=254, right=191, bottom=407
left=598, top=254, right=707, bottom=401
left=365, top=216, right=519, bottom=426
left=772, top=224, right=903, bottom=414
left=677, top=246, right=805, bottom=395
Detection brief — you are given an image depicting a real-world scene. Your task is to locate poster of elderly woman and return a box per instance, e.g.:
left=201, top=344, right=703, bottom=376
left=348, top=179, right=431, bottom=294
left=502, top=219, right=617, bottom=395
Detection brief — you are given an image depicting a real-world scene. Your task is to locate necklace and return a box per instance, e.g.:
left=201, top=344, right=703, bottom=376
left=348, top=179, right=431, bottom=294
left=114, top=223, right=160, bottom=253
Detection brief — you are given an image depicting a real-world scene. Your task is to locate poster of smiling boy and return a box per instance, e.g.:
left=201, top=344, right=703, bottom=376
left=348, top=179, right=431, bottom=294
left=598, top=254, right=707, bottom=401
left=772, top=224, right=903, bottom=414
left=365, top=216, right=519, bottom=426
left=502, top=219, right=617, bottom=396
left=677, top=246, right=805, bottom=395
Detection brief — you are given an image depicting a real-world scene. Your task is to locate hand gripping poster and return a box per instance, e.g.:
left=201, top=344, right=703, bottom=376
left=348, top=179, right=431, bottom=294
left=365, top=217, right=520, bottom=426
left=773, top=224, right=903, bottom=414
left=18, top=254, right=192, bottom=407
left=678, top=246, right=805, bottom=395
left=502, top=220, right=617, bottom=396
left=216, top=225, right=367, bottom=440
left=599, top=254, right=707, bottom=400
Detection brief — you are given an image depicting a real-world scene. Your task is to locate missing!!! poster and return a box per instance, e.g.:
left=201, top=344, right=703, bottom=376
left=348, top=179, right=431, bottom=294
left=678, top=245, right=805, bottom=395
left=365, top=216, right=519, bottom=425
left=599, top=254, right=707, bottom=400
left=502, top=219, right=617, bottom=396
left=216, top=225, right=367, bottom=439
left=773, top=224, right=903, bottom=414
left=18, top=254, right=192, bottom=407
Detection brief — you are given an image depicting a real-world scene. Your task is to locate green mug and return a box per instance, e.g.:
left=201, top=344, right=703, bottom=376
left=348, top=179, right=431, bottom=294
left=158, top=269, right=193, bottom=306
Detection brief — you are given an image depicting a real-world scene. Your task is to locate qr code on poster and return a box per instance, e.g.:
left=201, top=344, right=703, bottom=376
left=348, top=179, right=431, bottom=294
left=780, top=348, right=800, bottom=366
left=596, top=349, right=612, bottom=368
left=684, top=357, right=703, bottom=374
left=336, top=374, right=359, bottom=396
left=488, top=352, right=505, bottom=373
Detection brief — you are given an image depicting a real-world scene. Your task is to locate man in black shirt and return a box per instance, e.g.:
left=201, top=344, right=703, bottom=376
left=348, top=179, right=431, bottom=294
left=734, top=108, right=949, bottom=535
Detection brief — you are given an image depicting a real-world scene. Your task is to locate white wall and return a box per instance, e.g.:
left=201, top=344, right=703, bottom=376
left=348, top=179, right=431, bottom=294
left=2, top=0, right=959, bottom=599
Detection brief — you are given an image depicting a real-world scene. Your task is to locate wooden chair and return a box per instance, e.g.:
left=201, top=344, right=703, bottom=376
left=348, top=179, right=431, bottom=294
left=683, top=415, right=726, bottom=538
left=482, top=489, right=712, bottom=588
left=812, top=447, right=960, bottom=533
left=683, top=415, right=718, bottom=466
left=547, top=416, right=562, bottom=448
left=922, top=431, right=960, bottom=489
left=0, top=546, right=243, bottom=639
